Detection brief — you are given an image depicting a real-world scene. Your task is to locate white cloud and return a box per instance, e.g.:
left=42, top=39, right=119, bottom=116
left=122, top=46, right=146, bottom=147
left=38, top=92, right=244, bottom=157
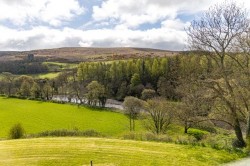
left=92, top=0, right=224, bottom=29
left=1, top=0, right=250, bottom=51
left=161, top=19, right=190, bottom=30
left=0, top=23, right=187, bottom=51
left=0, top=0, right=84, bottom=26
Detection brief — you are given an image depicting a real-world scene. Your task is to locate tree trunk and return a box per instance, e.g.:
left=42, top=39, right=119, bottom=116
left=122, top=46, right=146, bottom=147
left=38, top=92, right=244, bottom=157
left=133, top=119, right=135, bottom=131
left=184, top=126, right=188, bottom=134
left=234, top=117, right=246, bottom=147
left=129, top=113, right=132, bottom=131
left=8, top=85, right=11, bottom=96
left=246, top=114, right=250, bottom=147
left=184, top=121, right=188, bottom=134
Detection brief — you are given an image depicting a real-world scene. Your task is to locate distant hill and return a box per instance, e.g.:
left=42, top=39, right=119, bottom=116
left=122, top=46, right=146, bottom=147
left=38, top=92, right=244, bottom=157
left=0, top=47, right=179, bottom=62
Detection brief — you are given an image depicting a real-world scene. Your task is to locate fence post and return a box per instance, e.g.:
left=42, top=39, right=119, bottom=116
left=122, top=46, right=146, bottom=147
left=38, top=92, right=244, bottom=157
left=90, top=160, right=93, bottom=166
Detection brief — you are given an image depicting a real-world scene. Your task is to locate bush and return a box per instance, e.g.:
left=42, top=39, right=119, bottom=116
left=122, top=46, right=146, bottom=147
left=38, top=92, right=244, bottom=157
left=141, top=89, right=157, bottom=100
left=247, top=138, right=250, bottom=154
left=159, top=136, right=173, bottom=143
left=122, top=132, right=138, bottom=140
left=203, top=134, right=236, bottom=151
left=9, top=123, right=25, bottom=139
left=122, top=132, right=173, bottom=143
left=188, top=129, right=208, bottom=141
left=34, top=129, right=102, bottom=137
left=232, top=139, right=246, bottom=148
left=175, top=136, right=197, bottom=145
left=193, top=124, right=217, bottom=133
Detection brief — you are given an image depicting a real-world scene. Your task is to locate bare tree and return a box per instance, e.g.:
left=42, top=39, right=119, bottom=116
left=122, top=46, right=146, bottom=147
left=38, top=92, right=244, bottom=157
left=235, top=30, right=250, bottom=142
left=123, top=96, right=144, bottom=131
left=144, top=98, right=174, bottom=134
left=187, top=1, right=249, bottom=147
left=177, top=81, right=213, bottom=133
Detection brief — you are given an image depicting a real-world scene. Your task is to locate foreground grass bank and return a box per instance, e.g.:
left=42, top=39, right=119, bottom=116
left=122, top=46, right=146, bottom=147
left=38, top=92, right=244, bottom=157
left=0, top=137, right=245, bottom=166
left=0, top=97, right=140, bottom=137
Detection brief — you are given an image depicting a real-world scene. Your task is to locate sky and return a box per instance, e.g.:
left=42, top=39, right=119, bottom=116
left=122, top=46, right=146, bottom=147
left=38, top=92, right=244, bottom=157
left=0, top=0, right=249, bottom=51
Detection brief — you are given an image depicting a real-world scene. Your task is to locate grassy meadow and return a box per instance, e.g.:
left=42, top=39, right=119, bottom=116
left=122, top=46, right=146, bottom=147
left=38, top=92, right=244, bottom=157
left=0, top=97, right=247, bottom=166
left=0, top=72, right=60, bottom=80
left=43, top=62, right=78, bottom=72
left=0, top=137, right=245, bottom=166
left=35, top=72, right=61, bottom=79
left=32, top=62, right=78, bottom=79
left=0, top=97, right=140, bottom=137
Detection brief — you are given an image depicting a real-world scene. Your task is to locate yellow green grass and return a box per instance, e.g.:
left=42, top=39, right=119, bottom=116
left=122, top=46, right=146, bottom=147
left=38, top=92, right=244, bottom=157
left=43, top=62, right=77, bottom=71
left=0, top=137, right=244, bottom=166
left=0, top=97, right=140, bottom=137
left=0, top=74, right=3, bottom=80
left=35, top=72, right=60, bottom=79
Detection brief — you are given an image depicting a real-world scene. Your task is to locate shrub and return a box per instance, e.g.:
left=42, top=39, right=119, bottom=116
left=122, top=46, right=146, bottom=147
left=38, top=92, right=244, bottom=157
left=144, top=132, right=157, bottom=141
left=158, top=135, right=173, bottom=143
left=193, top=124, right=217, bottom=133
left=175, top=138, right=188, bottom=145
left=247, top=138, right=250, bottom=154
left=122, top=132, right=173, bottom=143
left=141, top=89, right=157, bottom=100
left=188, top=129, right=208, bottom=141
left=175, top=136, right=197, bottom=145
left=34, top=129, right=101, bottom=137
left=203, top=134, right=231, bottom=150
left=122, top=132, right=138, bottom=140
left=232, top=139, right=246, bottom=148
left=82, top=130, right=101, bottom=137
left=9, top=123, right=25, bottom=139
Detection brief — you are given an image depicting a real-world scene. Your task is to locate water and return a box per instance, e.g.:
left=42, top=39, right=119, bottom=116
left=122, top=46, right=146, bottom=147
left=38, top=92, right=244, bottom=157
left=52, top=95, right=124, bottom=110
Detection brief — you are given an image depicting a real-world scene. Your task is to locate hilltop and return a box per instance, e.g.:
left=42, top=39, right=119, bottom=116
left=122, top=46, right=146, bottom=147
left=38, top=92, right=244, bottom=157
left=0, top=47, right=178, bottom=62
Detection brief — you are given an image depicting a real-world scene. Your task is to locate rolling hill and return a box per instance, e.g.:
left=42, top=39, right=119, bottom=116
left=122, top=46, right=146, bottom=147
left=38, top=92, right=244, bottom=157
left=0, top=47, right=178, bottom=62
left=0, top=137, right=244, bottom=166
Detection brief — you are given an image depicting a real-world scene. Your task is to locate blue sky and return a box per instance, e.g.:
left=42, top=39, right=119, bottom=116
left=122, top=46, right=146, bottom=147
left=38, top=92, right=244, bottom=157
left=0, top=0, right=249, bottom=51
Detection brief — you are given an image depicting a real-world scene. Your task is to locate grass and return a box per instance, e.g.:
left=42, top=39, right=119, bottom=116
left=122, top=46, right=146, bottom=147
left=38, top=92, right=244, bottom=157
left=0, top=97, right=247, bottom=165
left=0, top=72, right=60, bottom=79
left=35, top=72, right=61, bottom=79
left=43, top=62, right=77, bottom=72
left=0, top=74, right=3, bottom=80
left=0, top=137, right=245, bottom=166
left=0, top=97, right=141, bottom=138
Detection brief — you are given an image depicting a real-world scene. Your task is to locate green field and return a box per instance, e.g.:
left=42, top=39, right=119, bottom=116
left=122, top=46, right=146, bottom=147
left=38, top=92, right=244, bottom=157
left=31, top=62, right=78, bottom=79
left=0, top=97, right=246, bottom=165
left=0, top=97, right=138, bottom=137
left=0, top=137, right=244, bottom=166
left=35, top=72, right=60, bottom=79
left=43, top=62, right=78, bottom=72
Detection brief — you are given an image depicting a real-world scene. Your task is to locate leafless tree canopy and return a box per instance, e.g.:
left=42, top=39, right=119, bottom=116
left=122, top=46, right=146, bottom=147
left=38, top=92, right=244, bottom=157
left=187, top=2, right=249, bottom=55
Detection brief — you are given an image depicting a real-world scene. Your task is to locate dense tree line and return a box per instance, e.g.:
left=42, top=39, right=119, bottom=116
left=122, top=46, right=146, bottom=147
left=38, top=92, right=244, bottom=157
left=0, top=72, right=53, bottom=100
left=0, top=59, right=48, bottom=74
left=77, top=56, right=189, bottom=101
left=0, top=53, right=213, bottom=103
left=0, top=55, right=208, bottom=103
